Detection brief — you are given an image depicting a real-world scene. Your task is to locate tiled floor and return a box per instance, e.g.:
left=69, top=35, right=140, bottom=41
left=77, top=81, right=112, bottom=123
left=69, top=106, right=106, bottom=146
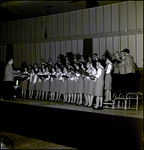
left=1, top=131, right=77, bottom=149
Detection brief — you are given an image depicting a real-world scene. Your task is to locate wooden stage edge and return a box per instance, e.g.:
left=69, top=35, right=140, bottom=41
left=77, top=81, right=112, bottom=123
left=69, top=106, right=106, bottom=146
left=0, top=98, right=143, bottom=119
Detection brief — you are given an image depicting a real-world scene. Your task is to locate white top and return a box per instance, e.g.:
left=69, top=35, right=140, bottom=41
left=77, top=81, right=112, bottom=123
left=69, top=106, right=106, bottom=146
left=95, top=68, right=102, bottom=79
left=29, top=72, right=35, bottom=82
left=105, top=63, right=113, bottom=74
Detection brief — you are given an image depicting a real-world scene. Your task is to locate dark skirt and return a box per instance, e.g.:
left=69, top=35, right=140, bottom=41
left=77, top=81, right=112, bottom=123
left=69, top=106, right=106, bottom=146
left=105, top=74, right=112, bottom=90
left=83, top=78, right=89, bottom=94
left=73, top=80, right=78, bottom=94
left=61, top=80, right=67, bottom=94
left=35, top=81, right=42, bottom=91
left=55, top=80, right=62, bottom=93
left=77, top=77, right=84, bottom=93
left=41, top=80, right=49, bottom=92
left=67, top=80, right=74, bottom=93
left=21, top=80, right=28, bottom=90
left=28, top=81, right=34, bottom=90
left=87, top=79, right=94, bottom=95
left=50, top=80, right=56, bottom=92
left=93, top=78, right=104, bottom=97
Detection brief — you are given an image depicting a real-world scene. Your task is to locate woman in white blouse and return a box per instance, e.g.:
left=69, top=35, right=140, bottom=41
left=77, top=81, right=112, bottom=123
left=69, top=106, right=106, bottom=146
left=93, top=60, right=105, bottom=109
left=87, top=61, right=97, bottom=107
left=104, top=57, right=113, bottom=103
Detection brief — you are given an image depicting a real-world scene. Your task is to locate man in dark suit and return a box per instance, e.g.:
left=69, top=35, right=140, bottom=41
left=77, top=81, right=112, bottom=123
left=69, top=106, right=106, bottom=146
left=122, top=48, right=136, bottom=92
left=3, top=58, right=20, bottom=100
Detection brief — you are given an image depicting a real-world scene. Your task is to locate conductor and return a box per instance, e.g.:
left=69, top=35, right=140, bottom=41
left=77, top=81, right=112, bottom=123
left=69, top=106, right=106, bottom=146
left=3, top=58, right=20, bottom=100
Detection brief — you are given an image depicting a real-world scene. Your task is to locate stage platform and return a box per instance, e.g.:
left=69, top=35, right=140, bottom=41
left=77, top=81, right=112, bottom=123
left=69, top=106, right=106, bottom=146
left=0, top=98, right=143, bottom=150
left=0, top=98, right=143, bottom=119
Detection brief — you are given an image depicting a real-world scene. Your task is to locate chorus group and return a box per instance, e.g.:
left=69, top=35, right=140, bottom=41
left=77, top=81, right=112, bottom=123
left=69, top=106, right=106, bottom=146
left=18, top=48, right=137, bottom=110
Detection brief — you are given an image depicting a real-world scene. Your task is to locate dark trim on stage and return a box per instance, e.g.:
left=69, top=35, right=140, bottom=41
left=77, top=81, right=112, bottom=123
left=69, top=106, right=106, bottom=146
left=1, top=101, right=143, bottom=150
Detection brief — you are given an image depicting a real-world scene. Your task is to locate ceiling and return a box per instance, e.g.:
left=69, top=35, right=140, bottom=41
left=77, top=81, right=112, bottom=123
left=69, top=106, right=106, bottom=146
left=0, top=1, right=125, bottom=22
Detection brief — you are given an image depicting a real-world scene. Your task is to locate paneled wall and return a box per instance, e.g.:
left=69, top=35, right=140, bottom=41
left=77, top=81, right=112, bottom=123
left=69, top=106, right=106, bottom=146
left=2, top=33, right=142, bottom=68
left=0, top=1, right=143, bottom=68
left=1, top=1, right=143, bottom=41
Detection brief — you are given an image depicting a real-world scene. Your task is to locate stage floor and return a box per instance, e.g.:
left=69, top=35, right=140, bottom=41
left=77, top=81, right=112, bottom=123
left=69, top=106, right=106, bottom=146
left=0, top=98, right=143, bottom=119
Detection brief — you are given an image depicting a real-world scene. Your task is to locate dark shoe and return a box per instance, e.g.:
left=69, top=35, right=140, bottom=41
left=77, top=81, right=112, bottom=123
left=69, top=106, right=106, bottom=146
left=98, top=106, right=103, bottom=110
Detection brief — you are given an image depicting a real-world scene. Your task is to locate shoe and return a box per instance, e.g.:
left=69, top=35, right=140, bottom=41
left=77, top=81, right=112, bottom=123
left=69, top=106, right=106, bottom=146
left=87, top=104, right=92, bottom=107
left=104, top=100, right=112, bottom=103
left=98, top=106, right=103, bottom=110
left=92, top=105, right=99, bottom=110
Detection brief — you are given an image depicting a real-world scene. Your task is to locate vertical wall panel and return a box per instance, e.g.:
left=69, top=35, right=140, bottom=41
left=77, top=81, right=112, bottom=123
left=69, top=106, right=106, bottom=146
left=13, top=21, right=17, bottom=41
left=45, top=42, right=51, bottom=61
left=41, top=16, right=47, bottom=39
left=3, top=45, right=7, bottom=64
left=112, top=3, right=119, bottom=32
left=0, top=45, right=6, bottom=63
left=31, top=18, right=36, bottom=40
left=61, top=41, right=66, bottom=55
left=128, top=1, right=136, bottom=30
left=17, top=20, right=22, bottom=41
left=26, top=44, right=31, bottom=66
left=26, top=19, right=31, bottom=40
left=22, top=19, right=26, bottom=41
left=121, top=35, right=128, bottom=50
left=64, top=12, right=70, bottom=37
left=83, top=9, right=89, bottom=35
left=78, top=39, right=83, bottom=55
left=70, top=11, right=76, bottom=36
left=72, top=40, right=77, bottom=54
left=120, top=2, right=128, bottom=31
left=52, top=14, right=58, bottom=38
left=36, top=43, right=41, bottom=65
left=41, top=43, right=45, bottom=60
left=76, top=10, right=82, bottom=35
left=106, top=37, right=113, bottom=55
left=50, top=42, right=56, bottom=63
left=13, top=44, right=18, bottom=68
left=47, top=15, right=52, bottom=39
left=22, top=44, right=27, bottom=64
left=66, top=40, right=71, bottom=53
left=114, top=36, right=120, bottom=52
left=58, top=13, right=64, bottom=37
left=0, top=23, right=4, bottom=41
left=90, top=8, right=96, bottom=34
left=18, top=44, right=22, bottom=67
left=137, top=34, right=143, bottom=67
left=93, top=38, right=100, bottom=57
left=96, top=6, right=104, bottom=33
left=56, top=42, right=60, bottom=59
left=4, top=22, right=8, bottom=41
left=0, top=45, right=3, bottom=62
left=100, top=38, right=106, bottom=58
left=30, top=43, right=36, bottom=65
left=36, top=17, right=42, bottom=40
left=104, top=5, right=111, bottom=33
left=8, top=21, right=12, bottom=42
left=0, top=45, right=7, bottom=63
left=136, top=1, right=143, bottom=29
left=128, top=35, right=136, bottom=62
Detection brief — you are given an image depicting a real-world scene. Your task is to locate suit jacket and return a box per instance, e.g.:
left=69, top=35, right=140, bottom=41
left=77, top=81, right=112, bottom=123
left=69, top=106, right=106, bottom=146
left=124, top=54, right=135, bottom=74
left=4, top=63, right=17, bottom=81
left=119, top=57, right=126, bottom=74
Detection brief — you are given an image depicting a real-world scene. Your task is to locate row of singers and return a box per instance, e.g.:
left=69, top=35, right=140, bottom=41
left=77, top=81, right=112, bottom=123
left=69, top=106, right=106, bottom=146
left=20, top=58, right=112, bottom=108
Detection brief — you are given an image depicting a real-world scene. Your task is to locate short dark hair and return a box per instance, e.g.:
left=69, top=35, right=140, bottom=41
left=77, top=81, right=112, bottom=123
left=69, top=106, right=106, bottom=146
left=94, top=53, right=98, bottom=56
left=98, top=59, right=106, bottom=68
left=124, top=48, right=130, bottom=53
